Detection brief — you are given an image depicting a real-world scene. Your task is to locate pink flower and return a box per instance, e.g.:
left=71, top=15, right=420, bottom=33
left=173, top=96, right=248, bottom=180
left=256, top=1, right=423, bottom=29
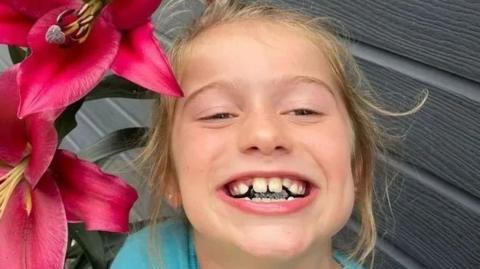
left=0, top=66, right=138, bottom=268
left=0, top=0, right=183, bottom=118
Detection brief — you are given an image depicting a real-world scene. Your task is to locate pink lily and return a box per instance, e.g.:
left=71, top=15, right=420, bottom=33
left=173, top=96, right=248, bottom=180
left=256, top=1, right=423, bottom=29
left=0, top=66, right=138, bottom=268
left=0, top=0, right=182, bottom=118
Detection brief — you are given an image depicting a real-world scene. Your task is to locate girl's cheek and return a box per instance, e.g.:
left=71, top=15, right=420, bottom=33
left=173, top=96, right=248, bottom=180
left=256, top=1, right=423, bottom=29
left=174, top=121, right=232, bottom=162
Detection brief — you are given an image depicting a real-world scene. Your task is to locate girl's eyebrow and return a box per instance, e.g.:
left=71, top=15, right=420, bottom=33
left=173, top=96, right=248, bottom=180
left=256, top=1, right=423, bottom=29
left=284, top=75, right=335, bottom=98
left=183, top=75, right=335, bottom=108
left=183, top=80, right=239, bottom=108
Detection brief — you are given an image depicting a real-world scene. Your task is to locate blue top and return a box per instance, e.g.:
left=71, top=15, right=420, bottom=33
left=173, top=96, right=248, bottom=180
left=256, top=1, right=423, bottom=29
left=111, top=218, right=363, bottom=269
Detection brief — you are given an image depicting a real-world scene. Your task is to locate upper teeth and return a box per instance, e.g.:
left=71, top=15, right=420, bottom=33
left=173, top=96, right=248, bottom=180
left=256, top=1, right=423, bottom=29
left=229, top=177, right=306, bottom=196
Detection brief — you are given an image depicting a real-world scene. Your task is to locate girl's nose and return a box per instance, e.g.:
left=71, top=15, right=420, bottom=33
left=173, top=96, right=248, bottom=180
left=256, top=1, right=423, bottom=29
left=238, top=112, right=293, bottom=157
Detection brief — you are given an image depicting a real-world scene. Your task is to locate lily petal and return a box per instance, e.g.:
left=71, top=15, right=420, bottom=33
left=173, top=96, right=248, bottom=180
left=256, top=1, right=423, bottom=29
left=1, top=0, right=79, bottom=19
left=105, top=0, right=161, bottom=30
left=111, top=23, right=183, bottom=97
left=24, top=110, right=59, bottom=187
left=0, top=65, right=28, bottom=166
left=52, top=150, right=137, bottom=233
left=0, top=3, right=33, bottom=46
left=17, top=7, right=121, bottom=118
left=0, top=178, right=67, bottom=269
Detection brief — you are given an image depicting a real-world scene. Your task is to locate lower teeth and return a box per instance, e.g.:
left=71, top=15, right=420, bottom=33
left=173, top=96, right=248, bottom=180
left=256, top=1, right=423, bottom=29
left=244, top=197, right=295, bottom=202
left=229, top=186, right=305, bottom=202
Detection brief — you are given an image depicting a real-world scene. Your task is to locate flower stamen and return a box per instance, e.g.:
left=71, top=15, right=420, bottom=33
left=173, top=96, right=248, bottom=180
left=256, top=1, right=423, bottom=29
left=45, top=0, right=104, bottom=46
left=0, top=158, right=28, bottom=218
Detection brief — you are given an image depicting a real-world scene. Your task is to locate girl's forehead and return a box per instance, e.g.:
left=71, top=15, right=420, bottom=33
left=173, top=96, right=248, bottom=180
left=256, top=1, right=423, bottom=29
left=179, top=20, right=336, bottom=96
left=190, top=19, right=317, bottom=53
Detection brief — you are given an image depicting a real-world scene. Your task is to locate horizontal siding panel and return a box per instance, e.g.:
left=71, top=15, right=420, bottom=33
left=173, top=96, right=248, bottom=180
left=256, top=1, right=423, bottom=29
left=371, top=232, right=425, bottom=269
left=335, top=223, right=420, bottom=269
left=374, top=159, right=480, bottom=269
left=80, top=98, right=151, bottom=130
left=61, top=98, right=152, bottom=150
left=279, top=0, right=480, bottom=83
left=350, top=42, right=480, bottom=104
left=356, top=58, right=480, bottom=199
left=0, top=47, right=11, bottom=71
left=104, top=98, right=153, bottom=126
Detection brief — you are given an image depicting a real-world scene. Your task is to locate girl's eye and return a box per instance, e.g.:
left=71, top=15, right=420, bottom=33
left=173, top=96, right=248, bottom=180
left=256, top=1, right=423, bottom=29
left=198, top=109, right=320, bottom=121
left=290, top=108, right=322, bottom=116
left=199, top=112, right=236, bottom=121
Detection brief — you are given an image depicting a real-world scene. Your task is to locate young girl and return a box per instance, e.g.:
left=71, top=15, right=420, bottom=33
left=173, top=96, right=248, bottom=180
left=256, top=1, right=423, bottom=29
left=111, top=0, right=405, bottom=268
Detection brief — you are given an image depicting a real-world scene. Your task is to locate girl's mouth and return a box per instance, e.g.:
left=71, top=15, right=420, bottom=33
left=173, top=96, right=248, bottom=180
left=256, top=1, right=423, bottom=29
left=217, top=177, right=318, bottom=215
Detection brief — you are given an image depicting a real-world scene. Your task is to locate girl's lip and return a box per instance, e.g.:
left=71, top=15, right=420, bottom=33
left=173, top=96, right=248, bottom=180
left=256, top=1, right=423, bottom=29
left=216, top=187, right=319, bottom=215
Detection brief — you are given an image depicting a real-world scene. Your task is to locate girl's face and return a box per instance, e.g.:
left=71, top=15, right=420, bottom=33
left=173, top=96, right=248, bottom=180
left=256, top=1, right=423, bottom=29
left=171, top=20, right=355, bottom=259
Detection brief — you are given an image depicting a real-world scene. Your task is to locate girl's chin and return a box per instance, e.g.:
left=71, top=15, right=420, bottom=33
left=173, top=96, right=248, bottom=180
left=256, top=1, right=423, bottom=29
left=235, top=235, right=312, bottom=259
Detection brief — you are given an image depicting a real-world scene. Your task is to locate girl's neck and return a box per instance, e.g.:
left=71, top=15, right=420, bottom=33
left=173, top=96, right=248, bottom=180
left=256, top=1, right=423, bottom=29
left=192, top=230, right=342, bottom=269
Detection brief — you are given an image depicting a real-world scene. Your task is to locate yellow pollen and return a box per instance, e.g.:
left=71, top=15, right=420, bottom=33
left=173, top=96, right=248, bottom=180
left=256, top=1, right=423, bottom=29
left=0, top=158, right=28, bottom=219
left=24, top=187, right=32, bottom=216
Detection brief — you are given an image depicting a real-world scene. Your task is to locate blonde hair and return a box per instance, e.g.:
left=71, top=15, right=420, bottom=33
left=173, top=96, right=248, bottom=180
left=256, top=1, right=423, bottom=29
left=138, top=0, right=428, bottom=267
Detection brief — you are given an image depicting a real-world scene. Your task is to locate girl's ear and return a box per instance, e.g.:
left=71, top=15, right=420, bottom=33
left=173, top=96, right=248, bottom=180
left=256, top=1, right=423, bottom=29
left=165, top=176, right=182, bottom=209
left=167, top=192, right=182, bottom=209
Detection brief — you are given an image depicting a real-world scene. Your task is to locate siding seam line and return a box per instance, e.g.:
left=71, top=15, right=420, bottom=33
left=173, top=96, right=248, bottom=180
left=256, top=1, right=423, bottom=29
left=347, top=40, right=480, bottom=103
left=346, top=220, right=426, bottom=269
left=379, top=153, right=480, bottom=216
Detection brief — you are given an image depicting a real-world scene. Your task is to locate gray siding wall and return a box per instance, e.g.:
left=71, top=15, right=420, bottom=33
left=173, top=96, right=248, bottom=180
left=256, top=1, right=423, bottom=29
left=1, top=1, right=478, bottom=268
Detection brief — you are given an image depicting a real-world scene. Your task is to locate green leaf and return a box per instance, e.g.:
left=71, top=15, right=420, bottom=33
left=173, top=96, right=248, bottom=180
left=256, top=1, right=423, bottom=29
left=69, top=223, right=107, bottom=269
left=85, top=75, right=156, bottom=101
left=55, top=98, right=85, bottom=142
left=70, top=254, right=89, bottom=269
left=66, top=233, right=82, bottom=259
left=66, top=242, right=84, bottom=259
left=8, top=46, right=28, bottom=64
left=77, top=127, right=148, bottom=164
left=98, top=231, right=128, bottom=263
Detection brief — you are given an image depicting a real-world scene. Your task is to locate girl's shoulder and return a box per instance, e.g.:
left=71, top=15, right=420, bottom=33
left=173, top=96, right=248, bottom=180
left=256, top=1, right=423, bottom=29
left=111, top=217, right=194, bottom=269
left=333, top=250, right=365, bottom=269
left=110, top=222, right=153, bottom=269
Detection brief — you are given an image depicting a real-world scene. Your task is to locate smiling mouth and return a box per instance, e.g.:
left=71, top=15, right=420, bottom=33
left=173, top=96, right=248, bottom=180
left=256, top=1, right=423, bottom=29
left=224, top=177, right=312, bottom=202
